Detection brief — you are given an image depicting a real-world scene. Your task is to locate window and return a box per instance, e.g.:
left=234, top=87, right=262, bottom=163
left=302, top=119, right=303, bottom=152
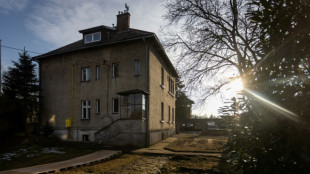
left=95, top=99, right=100, bottom=114
left=168, top=105, right=171, bottom=123
left=82, top=67, right=91, bottom=82
left=82, top=135, right=89, bottom=142
left=161, top=67, right=164, bottom=87
left=96, top=65, right=100, bottom=80
left=172, top=108, right=175, bottom=123
left=84, top=32, right=101, bottom=44
left=126, top=93, right=146, bottom=118
left=161, top=102, right=164, bottom=122
left=81, top=100, right=90, bottom=119
left=134, top=60, right=140, bottom=76
left=168, top=76, right=175, bottom=95
left=112, top=63, right=119, bottom=78
left=112, top=98, right=119, bottom=113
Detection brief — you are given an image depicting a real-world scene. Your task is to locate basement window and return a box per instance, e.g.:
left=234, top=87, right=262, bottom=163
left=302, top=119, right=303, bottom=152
left=84, top=32, right=101, bottom=44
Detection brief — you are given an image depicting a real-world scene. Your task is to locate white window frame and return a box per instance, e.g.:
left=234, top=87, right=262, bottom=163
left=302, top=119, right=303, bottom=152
left=96, top=65, right=100, bottom=80
left=81, top=100, right=90, bottom=119
left=112, top=98, right=119, bottom=113
left=134, top=60, right=140, bottom=76
left=84, top=32, right=101, bottom=44
left=95, top=99, right=100, bottom=114
left=112, top=63, right=119, bottom=78
left=82, top=67, right=91, bottom=82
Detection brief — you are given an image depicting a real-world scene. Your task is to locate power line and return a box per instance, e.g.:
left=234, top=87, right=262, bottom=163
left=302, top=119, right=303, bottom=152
left=0, top=44, right=42, bottom=55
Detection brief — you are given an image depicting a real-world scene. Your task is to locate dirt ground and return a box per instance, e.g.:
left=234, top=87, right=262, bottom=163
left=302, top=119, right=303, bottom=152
left=165, top=135, right=228, bottom=153
left=58, top=134, right=230, bottom=174
left=58, top=154, right=226, bottom=174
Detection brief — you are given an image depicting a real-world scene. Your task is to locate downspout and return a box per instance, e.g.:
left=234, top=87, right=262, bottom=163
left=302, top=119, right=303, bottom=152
left=107, top=64, right=110, bottom=121
left=71, top=63, right=75, bottom=141
left=143, top=37, right=150, bottom=147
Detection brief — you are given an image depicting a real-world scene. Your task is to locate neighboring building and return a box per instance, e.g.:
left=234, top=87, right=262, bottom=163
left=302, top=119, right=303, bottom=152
left=34, top=10, right=178, bottom=147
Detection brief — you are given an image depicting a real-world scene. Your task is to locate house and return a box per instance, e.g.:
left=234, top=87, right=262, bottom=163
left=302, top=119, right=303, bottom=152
left=34, top=9, right=178, bottom=147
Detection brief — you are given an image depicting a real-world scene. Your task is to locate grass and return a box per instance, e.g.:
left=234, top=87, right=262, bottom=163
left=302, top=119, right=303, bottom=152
left=0, top=136, right=107, bottom=171
left=57, top=154, right=143, bottom=174
left=58, top=154, right=230, bottom=174
left=162, top=155, right=223, bottom=173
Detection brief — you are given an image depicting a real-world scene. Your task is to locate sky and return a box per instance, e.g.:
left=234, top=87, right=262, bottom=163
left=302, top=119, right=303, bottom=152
left=0, top=0, right=237, bottom=116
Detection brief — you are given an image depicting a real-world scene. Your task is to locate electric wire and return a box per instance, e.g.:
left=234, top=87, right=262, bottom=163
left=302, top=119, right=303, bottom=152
left=0, top=44, right=42, bottom=54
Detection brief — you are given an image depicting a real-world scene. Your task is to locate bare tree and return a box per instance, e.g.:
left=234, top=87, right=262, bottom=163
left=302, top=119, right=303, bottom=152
left=162, top=0, right=260, bottom=102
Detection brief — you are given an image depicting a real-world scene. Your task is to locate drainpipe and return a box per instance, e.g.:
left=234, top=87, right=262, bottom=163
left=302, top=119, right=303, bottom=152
left=143, top=37, right=150, bottom=147
left=107, top=64, right=110, bottom=121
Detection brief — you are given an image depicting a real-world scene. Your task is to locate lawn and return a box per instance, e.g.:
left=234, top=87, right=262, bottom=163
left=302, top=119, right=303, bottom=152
left=57, top=153, right=229, bottom=174
left=0, top=136, right=107, bottom=171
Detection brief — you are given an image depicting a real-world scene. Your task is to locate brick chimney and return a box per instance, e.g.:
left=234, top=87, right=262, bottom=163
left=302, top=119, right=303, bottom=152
left=116, top=11, right=130, bottom=32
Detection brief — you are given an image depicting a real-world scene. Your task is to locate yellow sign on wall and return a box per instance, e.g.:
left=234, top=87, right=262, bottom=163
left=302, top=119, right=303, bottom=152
left=65, top=119, right=72, bottom=128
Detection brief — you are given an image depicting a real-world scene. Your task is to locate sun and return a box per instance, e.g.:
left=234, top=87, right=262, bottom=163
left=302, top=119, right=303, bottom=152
left=228, top=78, right=244, bottom=92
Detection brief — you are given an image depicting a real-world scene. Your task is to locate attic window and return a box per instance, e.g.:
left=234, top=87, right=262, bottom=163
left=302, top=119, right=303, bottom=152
left=84, top=32, right=101, bottom=44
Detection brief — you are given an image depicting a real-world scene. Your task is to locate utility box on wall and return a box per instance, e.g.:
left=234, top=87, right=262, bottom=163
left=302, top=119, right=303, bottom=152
left=65, top=119, right=72, bottom=128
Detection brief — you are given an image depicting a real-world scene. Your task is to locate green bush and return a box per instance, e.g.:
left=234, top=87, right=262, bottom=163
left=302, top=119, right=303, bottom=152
left=42, top=122, right=54, bottom=137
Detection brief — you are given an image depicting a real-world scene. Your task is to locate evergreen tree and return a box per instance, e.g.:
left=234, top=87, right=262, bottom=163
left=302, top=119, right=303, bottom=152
left=175, top=78, right=194, bottom=121
left=225, top=1, right=310, bottom=173
left=2, top=50, right=39, bottom=131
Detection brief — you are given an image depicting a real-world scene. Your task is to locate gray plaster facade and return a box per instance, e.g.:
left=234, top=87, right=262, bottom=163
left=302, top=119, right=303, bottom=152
left=35, top=12, right=178, bottom=147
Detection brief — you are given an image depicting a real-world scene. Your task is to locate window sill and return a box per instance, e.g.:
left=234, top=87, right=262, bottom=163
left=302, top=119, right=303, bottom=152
left=168, top=91, right=175, bottom=97
left=160, top=120, right=165, bottom=123
left=167, top=121, right=171, bottom=124
left=160, top=84, right=165, bottom=89
left=134, top=74, right=140, bottom=77
left=81, top=80, right=91, bottom=83
left=81, top=118, right=90, bottom=120
left=112, top=112, right=119, bottom=114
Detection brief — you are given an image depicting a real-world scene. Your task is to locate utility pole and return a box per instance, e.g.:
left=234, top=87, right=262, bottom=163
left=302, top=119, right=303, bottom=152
left=0, top=39, right=2, bottom=93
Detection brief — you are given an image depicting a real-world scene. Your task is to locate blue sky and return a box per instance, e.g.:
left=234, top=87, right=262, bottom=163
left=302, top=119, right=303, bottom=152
left=0, top=0, right=236, bottom=116
left=0, top=0, right=166, bottom=71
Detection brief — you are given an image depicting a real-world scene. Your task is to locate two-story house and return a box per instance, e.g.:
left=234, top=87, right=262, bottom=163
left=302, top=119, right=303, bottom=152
left=34, top=10, right=178, bottom=147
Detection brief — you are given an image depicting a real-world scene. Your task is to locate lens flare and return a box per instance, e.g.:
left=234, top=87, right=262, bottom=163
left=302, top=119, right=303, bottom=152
left=244, top=89, right=299, bottom=122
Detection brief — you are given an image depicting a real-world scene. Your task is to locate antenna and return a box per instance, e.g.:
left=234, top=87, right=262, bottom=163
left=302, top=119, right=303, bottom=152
left=125, top=3, right=129, bottom=12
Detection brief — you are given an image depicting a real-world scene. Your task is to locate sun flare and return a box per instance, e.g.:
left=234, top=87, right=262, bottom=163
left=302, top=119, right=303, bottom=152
left=229, top=78, right=244, bottom=92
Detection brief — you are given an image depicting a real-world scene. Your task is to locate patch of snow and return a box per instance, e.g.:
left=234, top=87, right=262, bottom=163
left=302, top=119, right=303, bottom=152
left=0, top=153, right=18, bottom=161
left=27, top=154, right=35, bottom=158
left=42, top=147, right=65, bottom=154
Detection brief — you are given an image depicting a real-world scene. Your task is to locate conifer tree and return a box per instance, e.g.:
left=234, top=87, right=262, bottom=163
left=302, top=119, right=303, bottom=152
left=2, top=50, right=39, bottom=131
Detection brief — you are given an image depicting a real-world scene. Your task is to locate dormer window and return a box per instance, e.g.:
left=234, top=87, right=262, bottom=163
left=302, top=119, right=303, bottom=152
left=84, top=32, right=101, bottom=44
